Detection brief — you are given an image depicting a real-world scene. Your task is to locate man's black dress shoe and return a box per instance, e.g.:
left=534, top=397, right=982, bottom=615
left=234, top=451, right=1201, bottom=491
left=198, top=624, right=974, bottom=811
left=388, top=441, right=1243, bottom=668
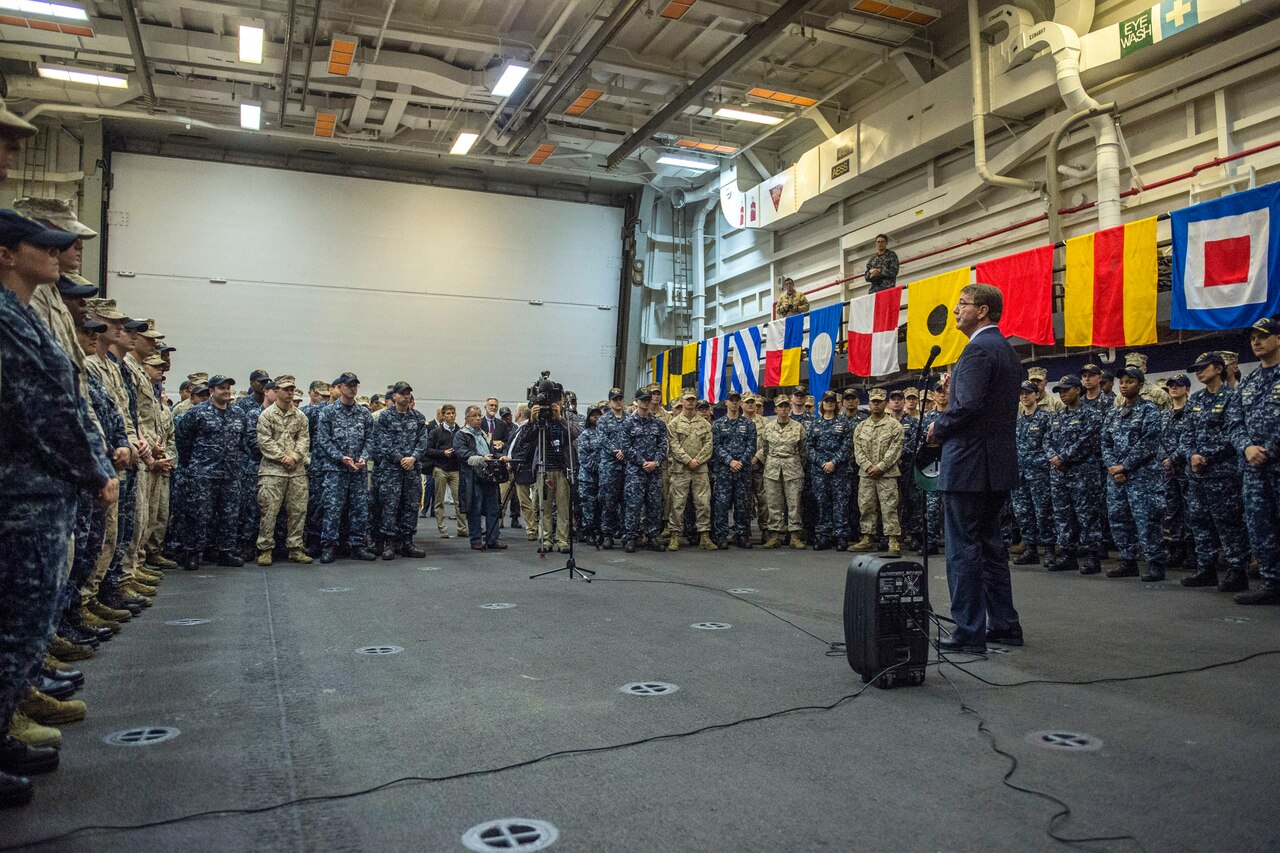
left=0, top=770, right=33, bottom=808
left=938, top=638, right=987, bottom=654
left=985, top=627, right=1024, bottom=647
left=0, top=738, right=59, bottom=776
left=34, top=675, right=76, bottom=701
left=41, top=665, right=83, bottom=690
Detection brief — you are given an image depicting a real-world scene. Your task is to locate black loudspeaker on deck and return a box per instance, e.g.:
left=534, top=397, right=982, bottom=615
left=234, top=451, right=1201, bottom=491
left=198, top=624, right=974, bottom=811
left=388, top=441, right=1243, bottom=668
left=842, top=554, right=930, bottom=689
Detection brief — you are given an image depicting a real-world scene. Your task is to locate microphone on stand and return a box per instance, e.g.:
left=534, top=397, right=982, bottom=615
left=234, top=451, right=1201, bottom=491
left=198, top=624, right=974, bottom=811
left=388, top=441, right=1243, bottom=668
left=921, top=344, right=942, bottom=377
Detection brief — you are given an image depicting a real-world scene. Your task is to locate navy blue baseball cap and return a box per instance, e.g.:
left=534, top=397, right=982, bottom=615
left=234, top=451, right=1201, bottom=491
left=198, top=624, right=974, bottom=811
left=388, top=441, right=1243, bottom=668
left=249, top=368, right=271, bottom=383
left=1164, top=374, right=1191, bottom=388
left=390, top=381, right=412, bottom=395
left=842, top=388, right=861, bottom=400
left=207, top=375, right=235, bottom=387
left=332, top=372, right=360, bottom=386
left=1250, top=317, right=1280, bottom=336
left=82, top=316, right=107, bottom=333
left=1188, top=351, right=1225, bottom=371
left=55, top=274, right=97, bottom=298
left=123, top=317, right=148, bottom=332
left=634, top=386, right=653, bottom=401
left=1020, top=381, right=1038, bottom=393
left=1052, top=374, right=1083, bottom=392
left=608, top=387, right=625, bottom=400
left=1119, top=366, right=1145, bottom=382
left=190, top=383, right=210, bottom=396
left=0, top=210, right=79, bottom=250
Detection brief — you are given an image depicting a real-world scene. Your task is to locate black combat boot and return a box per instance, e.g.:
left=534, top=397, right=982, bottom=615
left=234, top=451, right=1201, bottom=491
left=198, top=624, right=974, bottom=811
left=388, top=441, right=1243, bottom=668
left=737, top=534, right=754, bottom=550
left=834, top=537, right=847, bottom=552
left=1141, top=562, right=1166, bottom=582
left=1106, top=558, right=1140, bottom=578
left=1047, top=549, right=1077, bottom=572
left=1181, top=566, right=1218, bottom=587
left=1218, top=569, right=1249, bottom=593
left=1078, top=553, right=1102, bottom=575
left=320, top=548, right=336, bottom=564
left=1012, top=546, right=1040, bottom=566
left=1235, top=579, right=1280, bottom=605
left=398, top=539, right=426, bottom=558
left=351, top=547, right=378, bottom=561
left=380, top=542, right=397, bottom=560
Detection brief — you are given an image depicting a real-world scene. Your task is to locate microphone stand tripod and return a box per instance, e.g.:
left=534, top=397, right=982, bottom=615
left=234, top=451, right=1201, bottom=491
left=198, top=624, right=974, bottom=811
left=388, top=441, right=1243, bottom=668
left=528, top=411, right=594, bottom=582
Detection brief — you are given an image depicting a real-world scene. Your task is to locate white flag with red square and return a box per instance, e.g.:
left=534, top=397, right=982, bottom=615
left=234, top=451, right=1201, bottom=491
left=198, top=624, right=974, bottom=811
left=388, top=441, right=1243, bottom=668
left=847, top=286, right=903, bottom=377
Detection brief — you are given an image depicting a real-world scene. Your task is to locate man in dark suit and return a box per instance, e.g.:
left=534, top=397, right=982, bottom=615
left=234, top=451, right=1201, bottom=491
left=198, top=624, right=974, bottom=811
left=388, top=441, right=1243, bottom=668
left=926, top=283, right=1023, bottom=653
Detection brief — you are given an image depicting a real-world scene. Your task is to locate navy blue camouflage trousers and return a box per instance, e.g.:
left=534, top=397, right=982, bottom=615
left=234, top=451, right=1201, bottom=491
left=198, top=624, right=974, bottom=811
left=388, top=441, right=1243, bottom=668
left=1011, top=471, right=1054, bottom=547
left=322, top=471, right=370, bottom=549
left=1106, top=471, right=1166, bottom=565
left=375, top=468, right=422, bottom=541
left=598, top=460, right=624, bottom=536
left=811, top=468, right=851, bottom=539
left=182, top=476, right=240, bottom=557
left=578, top=475, right=599, bottom=535
left=1186, top=475, right=1250, bottom=573
left=712, top=465, right=753, bottom=539
left=1242, top=465, right=1280, bottom=581
left=0, top=495, right=74, bottom=727
left=1051, top=464, right=1103, bottom=554
left=623, top=468, right=663, bottom=540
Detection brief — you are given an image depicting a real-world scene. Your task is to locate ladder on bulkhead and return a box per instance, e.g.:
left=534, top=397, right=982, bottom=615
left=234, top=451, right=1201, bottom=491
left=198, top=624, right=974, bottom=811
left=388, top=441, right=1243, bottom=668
left=670, top=206, right=692, bottom=345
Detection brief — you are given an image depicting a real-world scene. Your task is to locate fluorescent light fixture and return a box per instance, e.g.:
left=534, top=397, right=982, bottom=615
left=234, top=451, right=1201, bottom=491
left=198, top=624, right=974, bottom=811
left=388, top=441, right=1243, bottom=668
left=450, top=131, right=479, bottom=155
left=239, top=25, right=264, bottom=64
left=491, top=63, right=529, bottom=98
left=0, top=1, right=88, bottom=20
left=240, top=102, right=262, bottom=130
left=37, top=65, right=128, bottom=88
left=714, top=106, right=784, bottom=125
left=656, top=154, right=717, bottom=172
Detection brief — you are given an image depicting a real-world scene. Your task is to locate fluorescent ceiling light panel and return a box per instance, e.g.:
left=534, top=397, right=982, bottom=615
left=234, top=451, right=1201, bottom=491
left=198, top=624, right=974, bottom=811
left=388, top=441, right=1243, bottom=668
left=0, top=1, right=88, bottom=20
left=240, top=102, right=262, bottom=130
left=239, top=25, right=264, bottom=64
left=714, top=106, right=784, bottom=125
left=38, top=65, right=128, bottom=87
left=450, top=132, right=479, bottom=155
left=657, top=154, right=717, bottom=172
left=491, top=63, right=529, bottom=98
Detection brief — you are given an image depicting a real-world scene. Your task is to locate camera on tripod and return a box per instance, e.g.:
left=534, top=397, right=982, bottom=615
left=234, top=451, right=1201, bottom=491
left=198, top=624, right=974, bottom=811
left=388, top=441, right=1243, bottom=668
left=526, top=371, right=564, bottom=421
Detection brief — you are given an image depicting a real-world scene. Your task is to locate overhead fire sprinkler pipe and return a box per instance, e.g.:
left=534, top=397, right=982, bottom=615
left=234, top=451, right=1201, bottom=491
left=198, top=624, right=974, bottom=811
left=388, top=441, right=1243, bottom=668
left=968, top=0, right=1039, bottom=193
left=1011, top=21, right=1123, bottom=229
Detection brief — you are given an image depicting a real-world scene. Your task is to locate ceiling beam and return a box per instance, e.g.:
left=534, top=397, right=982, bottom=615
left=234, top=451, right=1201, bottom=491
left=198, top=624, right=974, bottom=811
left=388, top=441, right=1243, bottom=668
left=605, top=0, right=825, bottom=169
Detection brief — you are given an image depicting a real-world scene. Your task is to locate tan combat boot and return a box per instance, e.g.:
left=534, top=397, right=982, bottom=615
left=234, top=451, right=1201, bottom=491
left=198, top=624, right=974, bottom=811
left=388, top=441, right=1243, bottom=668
left=49, top=635, right=94, bottom=662
left=850, top=536, right=875, bottom=552
left=126, top=579, right=157, bottom=598
left=887, top=536, right=902, bottom=557
left=135, top=566, right=163, bottom=583
left=288, top=549, right=313, bottom=564
left=790, top=535, right=807, bottom=550
left=698, top=533, right=718, bottom=550
left=668, top=533, right=680, bottom=552
left=80, top=606, right=121, bottom=635
left=257, top=551, right=273, bottom=566
left=90, top=598, right=131, bottom=622
left=20, top=687, right=87, bottom=725
left=1008, top=541, right=1026, bottom=555
left=9, top=711, right=61, bottom=749
left=762, top=534, right=782, bottom=549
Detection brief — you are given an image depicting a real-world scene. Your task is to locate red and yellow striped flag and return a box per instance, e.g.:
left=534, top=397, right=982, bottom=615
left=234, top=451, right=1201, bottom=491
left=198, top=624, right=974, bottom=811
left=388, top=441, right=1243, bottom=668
left=1063, top=217, right=1158, bottom=347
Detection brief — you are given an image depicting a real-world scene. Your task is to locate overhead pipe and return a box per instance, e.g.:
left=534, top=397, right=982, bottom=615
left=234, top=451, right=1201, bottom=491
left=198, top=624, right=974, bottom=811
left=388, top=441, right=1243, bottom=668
left=605, top=0, right=825, bottom=170
left=118, top=0, right=157, bottom=111
left=1045, top=101, right=1116, bottom=242
left=505, top=0, right=647, bottom=156
left=689, top=194, right=720, bottom=340
left=278, top=0, right=299, bottom=125
left=372, top=0, right=399, bottom=63
left=297, top=0, right=324, bottom=112
left=968, top=0, right=1039, bottom=193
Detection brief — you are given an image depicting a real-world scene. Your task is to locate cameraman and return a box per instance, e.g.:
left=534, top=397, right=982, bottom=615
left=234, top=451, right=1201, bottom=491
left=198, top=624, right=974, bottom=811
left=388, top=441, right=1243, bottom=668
left=511, top=398, right=580, bottom=554
left=454, top=405, right=508, bottom=551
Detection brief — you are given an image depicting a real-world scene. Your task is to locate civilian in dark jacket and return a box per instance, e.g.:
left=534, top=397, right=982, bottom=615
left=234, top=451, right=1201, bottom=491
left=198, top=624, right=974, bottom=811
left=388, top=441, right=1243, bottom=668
left=424, top=405, right=467, bottom=539
left=927, top=283, right=1023, bottom=653
left=454, top=405, right=507, bottom=551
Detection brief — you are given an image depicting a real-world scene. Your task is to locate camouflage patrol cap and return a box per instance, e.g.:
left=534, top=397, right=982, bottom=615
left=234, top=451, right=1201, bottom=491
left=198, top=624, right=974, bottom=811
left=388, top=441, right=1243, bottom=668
left=139, top=319, right=165, bottom=340
left=85, top=297, right=127, bottom=321
left=773, top=394, right=791, bottom=407
left=273, top=375, right=297, bottom=390
left=187, top=372, right=209, bottom=385
left=681, top=387, right=697, bottom=399
left=309, top=380, right=329, bottom=394
left=356, top=395, right=370, bottom=407
left=868, top=388, right=887, bottom=401
left=903, top=388, right=919, bottom=398
left=1027, top=367, right=1048, bottom=381
left=141, top=354, right=165, bottom=368
left=805, top=395, right=815, bottom=405
left=1124, top=352, right=1148, bottom=370
left=1218, top=350, right=1239, bottom=365
left=13, top=196, right=97, bottom=238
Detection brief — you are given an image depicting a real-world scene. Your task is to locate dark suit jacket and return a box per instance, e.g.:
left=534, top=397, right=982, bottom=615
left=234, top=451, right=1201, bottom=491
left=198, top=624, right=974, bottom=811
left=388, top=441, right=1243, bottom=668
left=480, top=414, right=510, bottom=446
left=930, top=326, right=1021, bottom=493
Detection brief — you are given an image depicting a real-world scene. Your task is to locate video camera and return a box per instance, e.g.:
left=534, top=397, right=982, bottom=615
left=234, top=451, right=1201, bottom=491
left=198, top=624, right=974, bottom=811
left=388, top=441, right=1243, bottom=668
left=527, top=371, right=564, bottom=421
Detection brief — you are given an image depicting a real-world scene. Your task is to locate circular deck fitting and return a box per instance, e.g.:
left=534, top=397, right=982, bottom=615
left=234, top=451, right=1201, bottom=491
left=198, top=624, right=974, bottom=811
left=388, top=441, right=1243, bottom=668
left=461, top=818, right=559, bottom=852
left=1216, top=616, right=1252, bottom=624
left=726, top=588, right=757, bottom=594
left=355, top=645, right=403, bottom=656
left=1026, top=730, right=1104, bottom=752
left=480, top=603, right=517, bottom=610
left=164, top=618, right=210, bottom=626
left=619, top=681, right=680, bottom=697
left=104, top=726, right=181, bottom=747
left=319, top=587, right=353, bottom=592
left=691, top=622, right=732, bottom=630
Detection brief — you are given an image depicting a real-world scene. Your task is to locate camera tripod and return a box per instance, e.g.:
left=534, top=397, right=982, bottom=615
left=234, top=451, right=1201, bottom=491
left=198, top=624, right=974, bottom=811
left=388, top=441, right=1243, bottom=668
left=520, top=411, right=594, bottom=582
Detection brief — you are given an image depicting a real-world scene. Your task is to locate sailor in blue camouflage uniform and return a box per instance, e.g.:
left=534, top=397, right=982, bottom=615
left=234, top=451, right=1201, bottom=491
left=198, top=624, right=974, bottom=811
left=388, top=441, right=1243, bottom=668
left=370, top=381, right=428, bottom=560
left=315, top=372, right=376, bottom=563
left=595, top=389, right=628, bottom=549
left=1159, top=375, right=1196, bottom=574
left=1232, top=319, right=1280, bottom=605
left=1044, top=375, right=1104, bottom=573
left=1101, top=366, right=1168, bottom=581
left=620, top=387, right=669, bottom=553
left=0, top=210, right=118, bottom=800
left=1011, top=381, right=1055, bottom=567
left=174, top=375, right=248, bottom=569
left=576, top=405, right=605, bottom=545
left=236, top=367, right=271, bottom=415
left=236, top=380, right=275, bottom=560
left=711, top=390, right=757, bottom=549
left=1178, top=352, right=1251, bottom=593
left=806, top=390, right=852, bottom=550
left=917, top=387, right=948, bottom=553
left=300, top=380, right=329, bottom=555
left=842, top=389, right=868, bottom=541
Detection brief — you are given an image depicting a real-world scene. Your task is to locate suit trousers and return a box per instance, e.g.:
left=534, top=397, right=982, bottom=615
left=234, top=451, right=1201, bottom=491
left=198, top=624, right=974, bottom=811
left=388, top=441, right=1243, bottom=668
left=943, top=490, right=1019, bottom=645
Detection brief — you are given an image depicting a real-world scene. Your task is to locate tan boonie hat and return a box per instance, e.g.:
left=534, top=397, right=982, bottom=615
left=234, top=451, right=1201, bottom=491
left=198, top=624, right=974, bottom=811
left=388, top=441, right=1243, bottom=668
left=0, top=101, right=38, bottom=139
left=310, top=380, right=330, bottom=394
left=1124, top=352, right=1149, bottom=370
left=868, top=388, right=887, bottom=401
left=1027, top=366, right=1048, bottom=381
left=273, top=374, right=297, bottom=390
left=141, top=354, right=165, bottom=367
left=85, top=297, right=127, bottom=320
left=773, top=394, right=791, bottom=406
left=13, top=197, right=97, bottom=238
